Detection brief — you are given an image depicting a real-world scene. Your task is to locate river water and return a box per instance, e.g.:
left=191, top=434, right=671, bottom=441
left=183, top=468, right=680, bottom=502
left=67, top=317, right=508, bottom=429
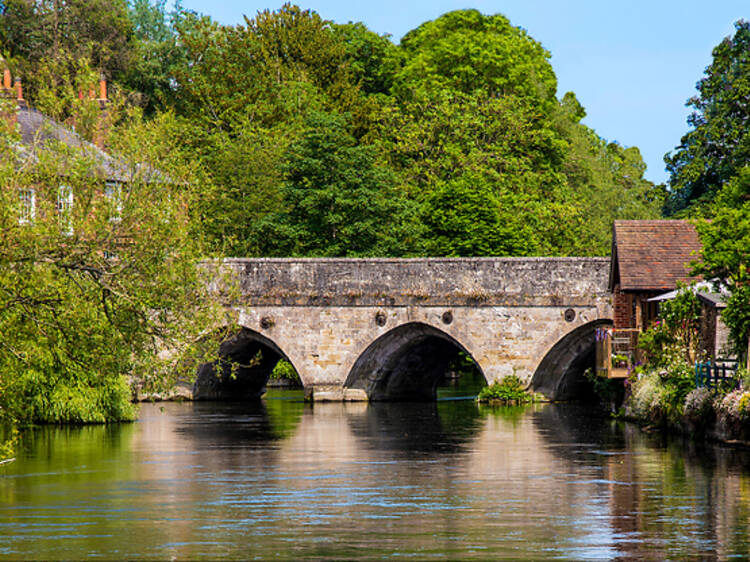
left=3, top=390, right=750, bottom=560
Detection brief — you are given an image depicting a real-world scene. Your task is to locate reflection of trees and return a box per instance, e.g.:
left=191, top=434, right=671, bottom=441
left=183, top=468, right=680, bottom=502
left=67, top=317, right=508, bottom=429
left=22, top=422, right=135, bottom=458
left=531, top=403, right=625, bottom=462
left=345, top=400, right=483, bottom=458
left=174, top=399, right=304, bottom=445
left=533, top=403, right=750, bottom=559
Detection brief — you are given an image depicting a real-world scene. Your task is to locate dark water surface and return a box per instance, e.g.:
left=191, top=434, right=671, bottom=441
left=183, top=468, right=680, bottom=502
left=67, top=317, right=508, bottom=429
left=3, top=392, right=750, bottom=560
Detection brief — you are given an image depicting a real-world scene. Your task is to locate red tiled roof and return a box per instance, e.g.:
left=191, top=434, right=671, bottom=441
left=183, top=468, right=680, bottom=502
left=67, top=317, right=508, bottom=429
left=610, top=220, right=702, bottom=291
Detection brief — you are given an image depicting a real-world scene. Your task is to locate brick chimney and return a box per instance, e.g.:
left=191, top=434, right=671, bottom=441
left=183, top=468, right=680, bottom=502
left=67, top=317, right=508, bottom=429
left=91, top=73, right=110, bottom=148
left=15, top=77, right=26, bottom=109
left=98, top=74, right=107, bottom=109
left=0, top=60, right=20, bottom=131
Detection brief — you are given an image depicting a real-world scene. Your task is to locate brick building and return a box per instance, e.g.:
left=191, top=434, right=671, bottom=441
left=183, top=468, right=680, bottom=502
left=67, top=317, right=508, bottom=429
left=0, top=63, right=135, bottom=230
left=608, top=220, right=702, bottom=330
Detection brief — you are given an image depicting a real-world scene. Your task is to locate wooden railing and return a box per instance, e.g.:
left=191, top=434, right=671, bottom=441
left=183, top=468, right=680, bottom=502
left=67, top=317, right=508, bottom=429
left=595, top=328, right=640, bottom=379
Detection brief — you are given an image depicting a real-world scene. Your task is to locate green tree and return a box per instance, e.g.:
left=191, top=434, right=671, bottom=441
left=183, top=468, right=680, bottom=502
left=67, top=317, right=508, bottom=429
left=0, top=102, right=224, bottom=431
left=554, top=91, right=663, bottom=252
left=420, top=173, right=544, bottom=256
left=664, top=20, right=750, bottom=215
left=381, top=88, right=584, bottom=256
left=384, top=10, right=658, bottom=257
left=396, top=9, right=556, bottom=106
left=123, top=0, right=186, bottom=114
left=258, top=112, right=418, bottom=257
left=0, top=0, right=134, bottom=98
left=169, top=4, right=370, bottom=255
left=332, top=22, right=401, bottom=97
left=693, top=168, right=750, bottom=362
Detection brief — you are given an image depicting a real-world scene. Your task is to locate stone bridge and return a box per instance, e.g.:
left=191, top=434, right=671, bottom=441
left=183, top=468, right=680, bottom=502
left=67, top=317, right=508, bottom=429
left=197, top=257, right=612, bottom=402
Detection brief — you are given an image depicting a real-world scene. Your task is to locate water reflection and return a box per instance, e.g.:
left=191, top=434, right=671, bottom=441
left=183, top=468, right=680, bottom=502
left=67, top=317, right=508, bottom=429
left=346, top=401, right=483, bottom=456
left=173, top=398, right=304, bottom=445
left=3, top=397, right=750, bottom=559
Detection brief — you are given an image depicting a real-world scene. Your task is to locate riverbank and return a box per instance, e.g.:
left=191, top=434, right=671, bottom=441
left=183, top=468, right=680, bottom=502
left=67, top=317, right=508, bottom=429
left=132, top=377, right=303, bottom=402
left=623, top=370, right=750, bottom=448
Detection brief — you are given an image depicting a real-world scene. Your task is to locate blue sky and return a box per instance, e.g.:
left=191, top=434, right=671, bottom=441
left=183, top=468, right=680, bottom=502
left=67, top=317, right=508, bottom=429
left=180, top=0, right=748, bottom=185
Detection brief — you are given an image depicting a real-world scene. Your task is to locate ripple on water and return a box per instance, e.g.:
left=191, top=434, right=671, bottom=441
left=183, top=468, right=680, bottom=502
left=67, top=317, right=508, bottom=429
left=2, top=399, right=750, bottom=559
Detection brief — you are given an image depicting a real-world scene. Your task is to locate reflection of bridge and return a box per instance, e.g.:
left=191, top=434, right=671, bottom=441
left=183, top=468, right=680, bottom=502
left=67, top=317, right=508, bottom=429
left=198, top=257, right=612, bottom=401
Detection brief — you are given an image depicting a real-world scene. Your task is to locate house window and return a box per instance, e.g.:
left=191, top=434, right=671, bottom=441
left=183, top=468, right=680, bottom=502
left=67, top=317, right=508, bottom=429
left=105, top=181, right=122, bottom=222
left=18, top=188, right=36, bottom=224
left=57, top=185, right=73, bottom=235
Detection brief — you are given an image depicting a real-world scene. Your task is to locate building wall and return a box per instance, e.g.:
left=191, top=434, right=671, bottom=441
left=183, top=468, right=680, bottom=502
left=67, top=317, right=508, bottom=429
left=613, top=285, right=634, bottom=329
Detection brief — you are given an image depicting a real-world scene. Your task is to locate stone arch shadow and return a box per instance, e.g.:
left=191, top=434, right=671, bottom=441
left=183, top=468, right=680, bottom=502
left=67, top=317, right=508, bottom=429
left=193, top=326, right=302, bottom=401
left=530, top=318, right=613, bottom=400
left=344, top=321, right=487, bottom=401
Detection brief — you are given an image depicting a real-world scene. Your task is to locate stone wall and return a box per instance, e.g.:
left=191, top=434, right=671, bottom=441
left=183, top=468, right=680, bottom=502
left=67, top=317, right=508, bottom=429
left=222, top=257, right=610, bottom=308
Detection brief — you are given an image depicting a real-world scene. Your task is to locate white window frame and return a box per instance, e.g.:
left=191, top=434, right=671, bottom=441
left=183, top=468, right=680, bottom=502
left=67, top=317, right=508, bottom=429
left=57, top=184, right=74, bottom=236
left=105, top=181, right=122, bottom=223
left=18, top=188, right=36, bottom=225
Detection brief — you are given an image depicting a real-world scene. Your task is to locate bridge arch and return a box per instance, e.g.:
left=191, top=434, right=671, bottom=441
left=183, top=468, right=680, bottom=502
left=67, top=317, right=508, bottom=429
left=344, top=321, right=486, bottom=401
left=529, top=318, right=613, bottom=400
left=193, top=326, right=302, bottom=400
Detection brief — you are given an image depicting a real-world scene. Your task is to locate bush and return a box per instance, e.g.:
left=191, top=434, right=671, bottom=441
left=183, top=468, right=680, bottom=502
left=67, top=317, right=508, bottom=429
left=683, top=388, right=714, bottom=427
left=628, top=372, right=667, bottom=423
left=628, top=364, right=696, bottom=426
left=717, top=390, right=750, bottom=423
left=477, top=375, right=532, bottom=404
left=638, top=285, right=701, bottom=365
left=270, top=359, right=301, bottom=383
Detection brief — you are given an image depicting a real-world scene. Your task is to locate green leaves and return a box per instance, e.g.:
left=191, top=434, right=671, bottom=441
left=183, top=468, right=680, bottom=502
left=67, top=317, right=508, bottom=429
left=694, top=184, right=750, bottom=360
left=397, top=10, right=556, bottom=105
left=665, top=20, right=750, bottom=215
left=0, top=106, right=224, bottom=428
left=258, top=112, right=418, bottom=257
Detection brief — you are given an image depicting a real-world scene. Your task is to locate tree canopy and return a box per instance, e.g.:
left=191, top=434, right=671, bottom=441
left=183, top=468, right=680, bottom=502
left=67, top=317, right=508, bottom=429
left=0, top=97, right=225, bottom=431
left=664, top=20, right=750, bottom=216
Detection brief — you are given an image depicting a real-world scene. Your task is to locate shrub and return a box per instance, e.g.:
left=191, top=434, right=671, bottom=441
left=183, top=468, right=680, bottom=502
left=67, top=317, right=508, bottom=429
left=270, top=359, right=301, bottom=383
left=627, top=363, right=696, bottom=426
left=628, top=372, right=667, bottom=423
left=638, top=285, right=701, bottom=365
left=683, top=387, right=714, bottom=427
left=477, top=375, right=532, bottom=404
left=717, top=390, right=750, bottom=423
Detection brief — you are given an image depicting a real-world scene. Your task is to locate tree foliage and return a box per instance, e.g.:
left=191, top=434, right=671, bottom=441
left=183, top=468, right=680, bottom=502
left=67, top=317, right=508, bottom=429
left=397, top=10, right=556, bottom=105
left=638, top=285, right=702, bottom=365
left=0, top=0, right=134, bottom=100
left=0, top=100, right=224, bottom=429
left=258, top=112, right=418, bottom=256
left=666, top=21, right=750, bottom=362
left=694, top=168, right=750, bottom=361
left=664, top=20, right=750, bottom=215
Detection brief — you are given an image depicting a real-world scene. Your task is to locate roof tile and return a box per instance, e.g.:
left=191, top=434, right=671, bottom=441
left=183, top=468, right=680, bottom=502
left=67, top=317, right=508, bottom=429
left=612, top=220, right=702, bottom=291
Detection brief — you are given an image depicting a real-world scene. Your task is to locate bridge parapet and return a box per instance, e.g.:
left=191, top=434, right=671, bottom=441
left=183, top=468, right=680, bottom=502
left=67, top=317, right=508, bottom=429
left=219, top=257, right=611, bottom=308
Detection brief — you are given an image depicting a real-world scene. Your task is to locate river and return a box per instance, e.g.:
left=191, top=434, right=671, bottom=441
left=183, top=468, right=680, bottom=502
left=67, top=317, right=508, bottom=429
left=3, top=389, right=750, bottom=560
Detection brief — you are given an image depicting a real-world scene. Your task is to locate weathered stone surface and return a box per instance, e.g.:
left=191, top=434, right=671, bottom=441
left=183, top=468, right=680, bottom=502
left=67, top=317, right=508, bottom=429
left=205, top=258, right=612, bottom=401
left=218, top=257, right=610, bottom=307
